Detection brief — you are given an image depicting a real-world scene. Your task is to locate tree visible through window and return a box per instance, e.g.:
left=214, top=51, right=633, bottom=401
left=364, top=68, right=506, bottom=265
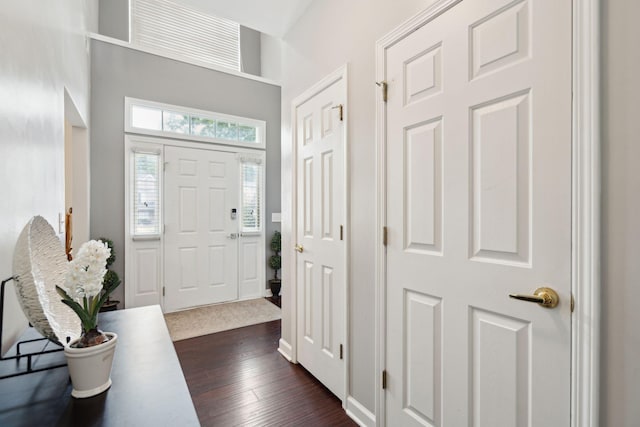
left=128, top=100, right=262, bottom=146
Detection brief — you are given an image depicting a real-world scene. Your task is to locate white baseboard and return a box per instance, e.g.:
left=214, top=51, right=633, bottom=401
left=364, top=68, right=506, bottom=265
left=278, top=338, right=293, bottom=362
left=346, top=396, right=376, bottom=427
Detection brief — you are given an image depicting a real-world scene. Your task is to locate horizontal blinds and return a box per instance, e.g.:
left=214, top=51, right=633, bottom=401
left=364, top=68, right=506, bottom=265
left=131, top=0, right=240, bottom=71
left=133, top=151, right=161, bottom=236
left=241, top=161, right=262, bottom=233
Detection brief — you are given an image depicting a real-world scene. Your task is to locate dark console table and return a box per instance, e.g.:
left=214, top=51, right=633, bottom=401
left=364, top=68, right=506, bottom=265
left=0, top=305, right=199, bottom=426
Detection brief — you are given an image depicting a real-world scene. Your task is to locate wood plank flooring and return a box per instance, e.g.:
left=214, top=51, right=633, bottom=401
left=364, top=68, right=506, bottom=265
left=174, top=320, right=357, bottom=427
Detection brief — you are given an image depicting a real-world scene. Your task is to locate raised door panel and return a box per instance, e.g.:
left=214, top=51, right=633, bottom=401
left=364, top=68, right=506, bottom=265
left=134, top=246, right=161, bottom=296
left=238, top=237, right=263, bottom=299
left=404, top=291, right=442, bottom=427
left=471, top=308, right=530, bottom=427
left=470, top=91, right=530, bottom=266
left=404, top=119, right=443, bottom=255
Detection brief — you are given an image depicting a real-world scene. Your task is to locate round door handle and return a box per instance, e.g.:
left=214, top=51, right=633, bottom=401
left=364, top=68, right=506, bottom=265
left=295, top=244, right=304, bottom=253
left=509, top=287, right=559, bottom=309
left=227, top=233, right=238, bottom=239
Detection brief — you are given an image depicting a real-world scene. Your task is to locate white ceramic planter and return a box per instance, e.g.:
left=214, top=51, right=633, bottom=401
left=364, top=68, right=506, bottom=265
left=64, top=332, right=118, bottom=398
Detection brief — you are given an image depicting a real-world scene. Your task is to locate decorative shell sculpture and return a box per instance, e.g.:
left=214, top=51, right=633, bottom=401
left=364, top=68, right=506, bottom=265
left=12, top=216, right=80, bottom=345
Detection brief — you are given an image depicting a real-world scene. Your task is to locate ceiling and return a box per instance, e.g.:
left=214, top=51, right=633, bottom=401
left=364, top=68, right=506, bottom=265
left=178, top=0, right=314, bottom=38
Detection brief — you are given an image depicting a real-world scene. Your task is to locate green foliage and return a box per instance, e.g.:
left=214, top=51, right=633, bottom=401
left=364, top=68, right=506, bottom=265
left=103, top=270, right=121, bottom=291
left=269, top=231, right=282, bottom=280
left=56, top=275, right=120, bottom=334
left=269, top=255, right=281, bottom=272
left=270, top=230, right=281, bottom=253
left=216, top=121, right=237, bottom=140
left=98, top=237, right=116, bottom=267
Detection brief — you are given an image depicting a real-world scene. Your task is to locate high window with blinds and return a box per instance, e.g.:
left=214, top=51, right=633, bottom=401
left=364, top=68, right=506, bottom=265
left=240, top=160, right=263, bottom=233
left=131, top=0, right=240, bottom=71
left=132, top=151, right=161, bottom=237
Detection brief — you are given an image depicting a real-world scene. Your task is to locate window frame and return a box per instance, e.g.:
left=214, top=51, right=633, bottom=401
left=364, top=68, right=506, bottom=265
left=125, top=97, right=266, bottom=150
left=128, top=145, right=163, bottom=241
left=239, top=158, right=264, bottom=235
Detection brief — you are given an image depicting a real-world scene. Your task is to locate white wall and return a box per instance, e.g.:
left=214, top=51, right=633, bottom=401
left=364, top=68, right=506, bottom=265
left=600, top=1, right=640, bottom=426
left=260, top=33, right=282, bottom=82
left=0, top=0, right=98, bottom=354
left=279, top=0, right=437, bottom=414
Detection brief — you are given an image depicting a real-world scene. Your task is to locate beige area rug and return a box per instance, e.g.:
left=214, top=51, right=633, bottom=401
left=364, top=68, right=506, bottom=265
left=164, top=298, right=281, bottom=341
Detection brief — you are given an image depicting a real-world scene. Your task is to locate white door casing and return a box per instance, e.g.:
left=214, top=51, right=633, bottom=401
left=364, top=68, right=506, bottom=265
left=294, top=67, right=348, bottom=399
left=382, top=0, right=572, bottom=426
left=124, top=135, right=267, bottom=311
left=237, top=155, right=267, bottom=300
left=124, top=137, right=164, bottom=310
left=164, top=146, right=239, bottom=312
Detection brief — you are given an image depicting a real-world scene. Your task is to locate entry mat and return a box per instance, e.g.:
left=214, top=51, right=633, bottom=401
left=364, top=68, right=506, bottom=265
left=164, top=298, right=281, bottom=341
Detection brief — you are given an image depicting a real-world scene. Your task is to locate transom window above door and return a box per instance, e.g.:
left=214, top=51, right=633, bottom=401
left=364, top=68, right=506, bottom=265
left=125, top=98, right=266, bottom=150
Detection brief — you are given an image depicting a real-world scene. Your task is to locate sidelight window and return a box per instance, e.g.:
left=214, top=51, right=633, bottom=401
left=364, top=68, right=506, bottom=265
left=132, top=150, right=161, bottom=237
left=240, top=158, right=263, bottom=233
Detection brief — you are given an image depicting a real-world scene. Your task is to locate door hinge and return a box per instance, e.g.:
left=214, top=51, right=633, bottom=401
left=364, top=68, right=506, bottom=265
left=332, top=104, right=344, bottom=121
left=382, top=370, right=387, bottom=389
left=339, top=344, right=344, bottom=360
left=162, top=286, right=165, bottom=297
left=571, top=293, right=575, bottom=313
left=164, top=161, right=168, bottom=171
left=382, top=226, right=388, bottom=246
left=340, top=225, right=344, bottom=241
left=376, top=81, right=388, bottom=102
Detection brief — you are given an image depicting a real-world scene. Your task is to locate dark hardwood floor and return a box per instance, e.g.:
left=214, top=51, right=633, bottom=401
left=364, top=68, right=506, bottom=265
left=174, top=320, right=357, bottom=427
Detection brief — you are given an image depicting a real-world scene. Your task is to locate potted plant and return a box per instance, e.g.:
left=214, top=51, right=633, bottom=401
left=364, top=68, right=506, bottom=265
left=269, top=230, right=282, bottom=297
left=55, top=239, right=121, bottom=398
left=97, top=237, right=121, bottom=311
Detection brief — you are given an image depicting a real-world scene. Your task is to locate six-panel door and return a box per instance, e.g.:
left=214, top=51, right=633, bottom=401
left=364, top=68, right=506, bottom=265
left=164, top=146, right=239, bottom=311
left=295, top=75, right=346, bottom=399
left=385, top=0, right=572, bottom=425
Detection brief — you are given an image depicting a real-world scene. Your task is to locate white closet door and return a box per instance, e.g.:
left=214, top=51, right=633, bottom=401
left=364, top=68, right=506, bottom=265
left=384, top=0, right=572, bottom=425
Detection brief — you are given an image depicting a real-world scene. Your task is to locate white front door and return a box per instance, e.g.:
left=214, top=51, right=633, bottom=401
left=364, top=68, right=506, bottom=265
left=295, top=70, right=346, bottom=398
left=164, top=146, right=239, bottom=312
left=384, top=0, right=571, bottom=425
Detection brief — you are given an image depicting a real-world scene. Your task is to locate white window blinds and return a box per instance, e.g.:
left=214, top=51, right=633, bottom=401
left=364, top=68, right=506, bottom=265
left=240, top=159, right=263, bottom=233
left=131, top=0, right=240, bottom=71
left=132, top=151, right=161, bottom=236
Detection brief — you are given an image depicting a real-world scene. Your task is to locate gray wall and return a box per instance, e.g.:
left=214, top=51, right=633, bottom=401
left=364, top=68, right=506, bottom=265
left=601, top=1, right=640, bottom=426
left=0, top=0, right=98, bottom=355
left=90, top=40, right=281, bottom=305
left=240, top=26, right=262, bottom=76
left=99, top=0, right=129, bottom=41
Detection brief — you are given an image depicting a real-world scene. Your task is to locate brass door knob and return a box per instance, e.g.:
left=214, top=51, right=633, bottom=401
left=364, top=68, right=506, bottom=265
left=295, top=244, right=304, bottom=253
left=509, top=287, right=559, bottom=309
